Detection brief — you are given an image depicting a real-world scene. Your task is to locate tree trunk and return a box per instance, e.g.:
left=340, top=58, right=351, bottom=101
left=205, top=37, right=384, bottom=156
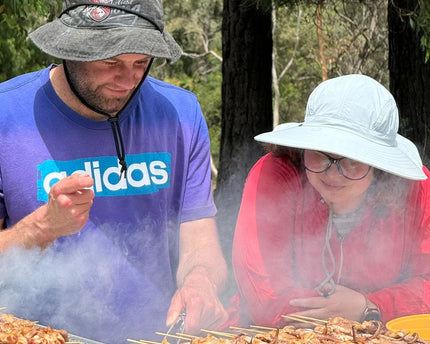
left=272, top=6, right=280, bottom=128
left=317, top=0, right=328, bottom=81
left=388, top=0, right=430, bottom=165
left=215, top=0, right=273, bottom=300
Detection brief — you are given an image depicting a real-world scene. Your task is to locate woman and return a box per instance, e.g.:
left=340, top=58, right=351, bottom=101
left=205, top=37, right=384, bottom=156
left=231, top=74, right=430, bottom=328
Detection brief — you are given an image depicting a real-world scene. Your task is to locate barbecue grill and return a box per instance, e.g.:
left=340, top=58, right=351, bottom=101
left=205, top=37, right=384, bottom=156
left=68, top=333, right=106, bottom=344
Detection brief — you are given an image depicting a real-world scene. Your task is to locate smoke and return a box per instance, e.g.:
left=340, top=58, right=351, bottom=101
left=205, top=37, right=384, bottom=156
left=0, top=226, right=170, bottom=344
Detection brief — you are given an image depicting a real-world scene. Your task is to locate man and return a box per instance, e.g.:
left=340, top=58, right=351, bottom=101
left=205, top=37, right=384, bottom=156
left=0, top=1, right=227, bottom=343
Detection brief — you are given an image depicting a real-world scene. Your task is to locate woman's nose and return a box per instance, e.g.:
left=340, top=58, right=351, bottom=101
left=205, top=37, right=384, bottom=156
left=325, top=162, right=343, bottom=177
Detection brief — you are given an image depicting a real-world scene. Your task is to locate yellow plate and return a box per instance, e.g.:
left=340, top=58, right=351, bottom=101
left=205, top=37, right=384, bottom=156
left=386, top=314, right=430, bottom=340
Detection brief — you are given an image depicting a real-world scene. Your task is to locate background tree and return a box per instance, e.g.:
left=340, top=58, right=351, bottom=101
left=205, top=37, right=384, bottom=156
left=271, top=4, right=303, bottom=127
left=273, top=0, right=388, bottom=125
left=214, top=0, right=273, bottom=299
left=388, top=0, right=430, bottom=165
left=0, top=0, right=61, bottom=82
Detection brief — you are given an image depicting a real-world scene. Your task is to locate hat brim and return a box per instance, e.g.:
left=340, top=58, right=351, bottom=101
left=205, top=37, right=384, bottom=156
left=28, top=19, right=182, bottom=63
left=255, top=123, right=426, bottom=180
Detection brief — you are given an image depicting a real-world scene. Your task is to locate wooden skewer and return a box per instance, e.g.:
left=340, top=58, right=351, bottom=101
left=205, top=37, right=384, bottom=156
left=230, top=326, right=266, bottom=334
left=282, top=315, right=322, bottom=326
left=282, top=314, right=327, bottom=324
left=249, top=325, right=276, bottom=331
left=200, top=329, right=236, bottom=338
left=155, top=332, right=191, bottom=340
left=176, top=333, right=197, bottom=339
left=0, top=307, right=7, bottom=311
left=127, top=339, right=160, bottom=344
left=297, top=315, right=327, bottom=323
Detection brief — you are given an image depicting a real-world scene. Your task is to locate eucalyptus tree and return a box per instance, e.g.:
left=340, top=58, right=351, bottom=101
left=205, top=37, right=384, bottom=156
left=275, top=0, right=430, bottom=167
left=273, top=0, right=388, bottom=126
left=214, top=0, right=273, bottom=288
left=388, top=0, right=430, bottom=165
left=0, top=0, right=62, bottom=81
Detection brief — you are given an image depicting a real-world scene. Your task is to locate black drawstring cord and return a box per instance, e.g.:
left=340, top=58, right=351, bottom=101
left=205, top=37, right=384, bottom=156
left=107, top=116, right=127, bottom=179
left=62, top=59, right=153, bottom=181
left=63, top=60, right=128, bottom=180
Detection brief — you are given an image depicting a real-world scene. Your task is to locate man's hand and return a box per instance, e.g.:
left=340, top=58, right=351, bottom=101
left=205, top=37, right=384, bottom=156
left=166, top=267, right=228, bottom=334
left=0, top=173, right=95, bottom=252
left=167, top=218, right=228, bottom=334
left=284, top=284, right=367, bottom=327
left=35, top=173, right=95, bottom=243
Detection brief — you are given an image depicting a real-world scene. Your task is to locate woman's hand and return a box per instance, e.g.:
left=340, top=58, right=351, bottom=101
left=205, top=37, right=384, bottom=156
left=284, top=285, right=367, bottom=327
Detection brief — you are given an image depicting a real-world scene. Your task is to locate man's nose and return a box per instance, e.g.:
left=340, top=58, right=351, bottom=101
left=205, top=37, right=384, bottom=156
left=115, top=66, right=141, bottom=88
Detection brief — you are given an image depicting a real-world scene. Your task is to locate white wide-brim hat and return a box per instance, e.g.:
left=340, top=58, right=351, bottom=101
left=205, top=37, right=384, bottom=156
left=255, top=74, right=426, bottom=180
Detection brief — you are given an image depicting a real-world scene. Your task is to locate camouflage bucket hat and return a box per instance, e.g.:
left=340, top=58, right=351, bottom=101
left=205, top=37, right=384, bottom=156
left=28, top=0, right=182, bottom=62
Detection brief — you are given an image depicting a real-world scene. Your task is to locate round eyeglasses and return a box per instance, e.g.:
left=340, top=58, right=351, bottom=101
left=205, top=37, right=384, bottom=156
left=303, top=150, right=371, bottom=181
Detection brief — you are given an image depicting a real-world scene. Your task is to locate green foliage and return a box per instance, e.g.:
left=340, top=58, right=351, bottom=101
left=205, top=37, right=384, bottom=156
left=0, top=0, right=62, bottom=81
left=273, top=5, right=321, bottom=123
left=273, top=0, right=389, bottom=124
left=412, top=0, right=430, bottom=61
left=0, top=0, right=60, bottom=81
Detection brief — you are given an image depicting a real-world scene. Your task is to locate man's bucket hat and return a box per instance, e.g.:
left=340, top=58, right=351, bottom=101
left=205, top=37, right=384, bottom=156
left=255, top=74, right=426, bottom=180
left=28, top=0, right=182, bottom=62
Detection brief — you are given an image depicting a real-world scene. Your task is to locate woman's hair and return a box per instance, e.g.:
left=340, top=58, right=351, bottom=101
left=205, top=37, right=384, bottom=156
left=367, top=168, right=411, bottom=215
left=265, top=144, right=302, bottom=168
left=265, top=144, right=411, bottom=215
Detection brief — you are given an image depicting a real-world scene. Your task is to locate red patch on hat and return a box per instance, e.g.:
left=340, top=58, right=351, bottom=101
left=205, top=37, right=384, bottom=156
left=86, top=0, right=113, bottom=22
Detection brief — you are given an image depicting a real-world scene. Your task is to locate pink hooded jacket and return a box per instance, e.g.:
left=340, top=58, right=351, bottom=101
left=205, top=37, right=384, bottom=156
left=231, top=153, right=430, bottom=327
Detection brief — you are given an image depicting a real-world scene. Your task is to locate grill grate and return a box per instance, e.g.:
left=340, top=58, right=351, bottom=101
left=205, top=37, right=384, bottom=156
left=67, top=333, right=106, bottom=344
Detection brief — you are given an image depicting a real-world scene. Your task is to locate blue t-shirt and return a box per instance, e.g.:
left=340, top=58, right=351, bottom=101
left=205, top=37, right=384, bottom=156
left=0, top=66, right=217, bottom=343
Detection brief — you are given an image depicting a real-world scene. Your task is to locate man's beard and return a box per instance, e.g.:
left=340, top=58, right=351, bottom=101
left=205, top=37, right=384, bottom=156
left=65, top=61, right=133, bottom=116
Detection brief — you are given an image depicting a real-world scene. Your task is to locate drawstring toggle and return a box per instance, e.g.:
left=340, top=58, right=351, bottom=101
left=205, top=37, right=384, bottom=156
left=107, top=116, right=127, bottom=180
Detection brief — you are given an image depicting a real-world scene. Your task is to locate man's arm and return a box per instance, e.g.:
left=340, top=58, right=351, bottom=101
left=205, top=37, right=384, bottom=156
left=0, top=173, right=94, bottom=252
left=166, top=217, right=228, bottom=333
left=177, top=217, right=227, bottom=293
left=0, top=211, right=54, bottom=252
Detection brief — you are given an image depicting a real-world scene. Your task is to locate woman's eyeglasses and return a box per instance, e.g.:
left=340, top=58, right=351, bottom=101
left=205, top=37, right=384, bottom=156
left=303, top=150, right=371, bottom=180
